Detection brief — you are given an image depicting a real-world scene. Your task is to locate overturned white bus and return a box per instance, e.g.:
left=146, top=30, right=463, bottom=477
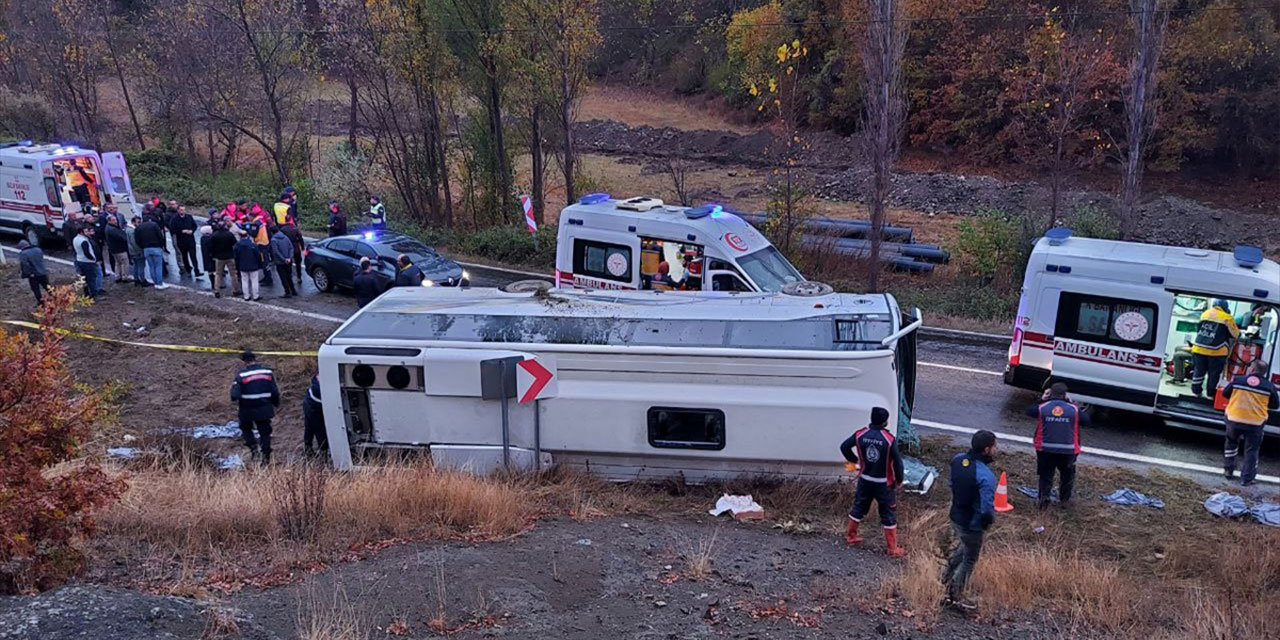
left=317, top=285, right=921, bottom=480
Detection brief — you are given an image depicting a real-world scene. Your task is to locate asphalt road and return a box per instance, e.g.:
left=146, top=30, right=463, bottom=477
left=3, top=233, right=1274, bottom=482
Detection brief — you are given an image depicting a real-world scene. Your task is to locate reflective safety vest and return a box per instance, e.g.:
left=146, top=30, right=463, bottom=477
left=273, top=201, right=291, bottom=225
left=1192, top=307, right=1239, bottom=357
left=1034, top=399, right=1081, bottom=454
left=640, top=241, right=661, bottom=277
left=1224, top=374, right=1279, bottom=426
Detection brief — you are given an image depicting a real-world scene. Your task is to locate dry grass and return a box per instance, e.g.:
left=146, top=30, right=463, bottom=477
left=681, top=527, right=721, bottom=581
left=579, top=84, right=757, bottom=134
left=296, top=583, right=371, bottom=640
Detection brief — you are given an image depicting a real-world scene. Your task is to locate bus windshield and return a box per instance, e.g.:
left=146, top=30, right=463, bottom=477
left=738, top=246, right=802, bottom=292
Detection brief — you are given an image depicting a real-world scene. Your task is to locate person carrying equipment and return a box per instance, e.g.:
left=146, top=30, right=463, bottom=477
left=1191, top=299, right=1240, bottom=398
left=230, top=351, right=281, bottom=464
left=943, top=430, right=999, bottom=612
left=1025, top=382, right=1088, bottom=509
left=839, top=406, right=906, bottom=557
left=1222, top=360, right=1279, bottom=486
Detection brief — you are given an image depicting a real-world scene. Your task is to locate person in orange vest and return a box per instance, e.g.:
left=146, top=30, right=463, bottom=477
left=1191, top=299, right=1240, bottom=398
left=839, top=406, right=905, bottom=557
left=1025, top=382, right=1089, bottom=509
left=650, top=261, right=679, bottom=290
left=1222, top=360, right=1279, bottom=486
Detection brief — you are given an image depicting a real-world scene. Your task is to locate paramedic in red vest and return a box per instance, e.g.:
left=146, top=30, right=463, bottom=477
left=1026, top=382, right=1089, bottom=509
left=839, top=406, right=906, bottom=557
left=1191, top=299, right=1240, bottom=398
left=1222, top=360, right=1279, bottom=486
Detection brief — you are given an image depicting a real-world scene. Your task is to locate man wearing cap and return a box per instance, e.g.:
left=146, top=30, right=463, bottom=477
left=1191, top=299, right=1240, bottom=398
left=367, top=195, right=386, bottom=230
left=17, top=239, right=48, bottom=307
left=1222, top=360, right=1279, bottom=486
left=230, top=351, right=280, bottom=464
left=839, top=406, right=906, bottom=557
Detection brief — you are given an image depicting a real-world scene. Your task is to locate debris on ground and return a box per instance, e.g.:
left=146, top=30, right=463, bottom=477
left=106, top=447, right=140, bottom=460
left=901, top=456, right=938, bottom=494
left=1101, top=488, right=1165, bottom=509
left=1205, top=492, right=1249, bottom=518
left=155, top=421, right=241, bottom=439
left=1016, top=486, right=1059, bottom=501
left=1250, top=503, right=1280, bottom=527
left=709, top=494, right=765, bottom=520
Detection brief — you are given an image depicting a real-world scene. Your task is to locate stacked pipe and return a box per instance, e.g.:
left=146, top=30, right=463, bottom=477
left=736, top=212, right=948, bottom=273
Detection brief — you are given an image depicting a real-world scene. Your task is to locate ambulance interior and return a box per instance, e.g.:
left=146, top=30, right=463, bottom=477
left=1157, top=294, right=1279, bottom=411
left=639, top=238, right=705, bottom=291
left=49, top=156, right=103, bottom=213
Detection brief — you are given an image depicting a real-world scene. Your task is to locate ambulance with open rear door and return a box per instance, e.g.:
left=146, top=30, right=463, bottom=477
left=0, top=141, right=140, bottom=247
left=1004, top=229, right=1280, bottom=434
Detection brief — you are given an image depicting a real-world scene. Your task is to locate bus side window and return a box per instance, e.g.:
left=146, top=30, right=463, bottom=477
left=574, top=239, right=632, bottom=284
left=43, top=177, right=61, bottom=206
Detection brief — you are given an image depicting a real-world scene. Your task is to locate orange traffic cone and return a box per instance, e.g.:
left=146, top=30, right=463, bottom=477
left=994, top=471, right=1014, bottom=512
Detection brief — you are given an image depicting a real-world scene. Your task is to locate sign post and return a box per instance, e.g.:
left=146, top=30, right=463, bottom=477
left=480, top=356, right=521, bottom=469
left=520, top=194, right=538, bottom=251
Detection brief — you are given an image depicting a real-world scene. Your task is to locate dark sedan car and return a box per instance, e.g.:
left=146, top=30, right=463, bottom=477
left=303, top=231, right=468, bottom=294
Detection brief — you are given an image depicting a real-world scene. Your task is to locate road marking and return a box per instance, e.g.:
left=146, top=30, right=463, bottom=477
left=2, top=244, right=75, bottom=266
left=919, top=361, right=1002, bottom=376
left=912, top=418, right=1280, bottom=485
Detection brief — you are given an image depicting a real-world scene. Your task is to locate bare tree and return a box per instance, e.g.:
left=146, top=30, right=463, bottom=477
left=548, top=0, right=600, bottom=206
left=1120, top=0, right=1168, bottom=238
left=858, top=0, right=908, bottom=292
left=98, top=7, right=145, bottom=150
left=8, top=1, right=107, bottom=147
left=665, top=156, right=693, bottom=206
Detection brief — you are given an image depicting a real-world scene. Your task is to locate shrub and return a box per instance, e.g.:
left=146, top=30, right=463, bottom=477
left=310, top=143, right=371, bottom=216
left=0, top=88, right=57, bottom=142
left=950, top=209, right=1035, bottom=292
left=1067, top=205, right=1120, bottom=240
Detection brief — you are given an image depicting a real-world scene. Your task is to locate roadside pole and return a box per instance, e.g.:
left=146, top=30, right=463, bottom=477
left=520, top=195, right=538, bottom=252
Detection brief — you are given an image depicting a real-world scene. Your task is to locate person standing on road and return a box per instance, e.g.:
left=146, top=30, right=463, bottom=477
left=199, top=212, right=216, bottom=281
left=92, top=208, right=112, bottom=279
left=327, top=201, right=347, bottom=237
left=17, top=240, right=49, bottom=307
left=234, top=232, right=264, bottom=301
left=209, top=220, right=240, bottom=298
left=1026, top=382, right=1087, bottom=509
left=1191, top=299, right=1240, bottom=398
left=280, top=220, right=305, bottom=283
left=269, top=226, right=298, bottom=298
left=394, top=254, right=424, bottom=287
left=72, top=225, right=104, bottom=299
left=230, top=350, right=280, bottom=464
left=367, top=195, right=386, bottom=230
left=302, top=374, right=329, bottom=459
left=353, top=257, right=381, bottom=308
left=126, top=216, right=146, bottom=286
left=169, top=205, right=201, bottom=276
left=1222, top=360, right=1279, bottom=486
left=943, top=430, right=999, bottom=612
left=250, top=210, right=274, bottom=287
left=135, top=214, right=168, bottom=289
left=62, top=211, right=83, bottom=247
left=839, top=406, right=906, bottom=557
left=105, top=217, right=132, bottom=283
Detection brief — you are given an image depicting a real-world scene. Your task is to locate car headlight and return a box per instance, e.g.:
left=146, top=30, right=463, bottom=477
left=462, top=270, right=471, bottom=280
left=421, top=279, right=435, bottom=287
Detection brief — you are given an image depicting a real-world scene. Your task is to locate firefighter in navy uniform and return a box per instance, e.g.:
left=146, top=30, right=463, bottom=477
left=230, top=350, right=281, bottom=464
left=302, top=374, right=329, bottom=459
left=839, top=406, right=906, bottom=557
left=1191, top=299, right=1240, bottom=398
left=1222, top=360, right=1279, bottom=486
left=1025, top=382, right=1089, bottom=509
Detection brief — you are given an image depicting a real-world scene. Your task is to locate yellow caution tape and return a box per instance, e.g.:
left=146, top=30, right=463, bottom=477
left=0, top=320, right=317, bottom=357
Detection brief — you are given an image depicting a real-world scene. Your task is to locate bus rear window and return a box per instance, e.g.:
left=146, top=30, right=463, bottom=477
left=1055, top=292, right=1158, bottom=350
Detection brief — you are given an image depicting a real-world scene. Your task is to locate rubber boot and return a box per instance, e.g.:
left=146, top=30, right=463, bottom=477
left=884, top=528, right=906, bottom=557
left=845, top=518, right=863, bottom=545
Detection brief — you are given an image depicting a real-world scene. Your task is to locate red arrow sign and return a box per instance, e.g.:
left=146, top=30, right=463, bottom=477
left=516, top=359, right=554, bottom=404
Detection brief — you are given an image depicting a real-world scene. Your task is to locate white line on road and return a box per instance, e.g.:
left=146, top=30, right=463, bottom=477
left=3, top=244, right=75, bottom=266
left=912, top=418, right=1280, bottom=485
left=918, top=361, right=1002, bottom=376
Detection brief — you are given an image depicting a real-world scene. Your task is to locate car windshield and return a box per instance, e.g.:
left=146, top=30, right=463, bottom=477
left=737, top=246, right=802, bottom=292
left=386, top=239, right=435, bottom=255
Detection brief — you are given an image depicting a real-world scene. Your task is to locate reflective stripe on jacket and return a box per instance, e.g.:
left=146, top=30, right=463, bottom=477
left=1224, top=374, right=1279, bottom=426
left=1191, top=307, right=1239, bottom=357
left=1034, top=399, right=1082, bottom=454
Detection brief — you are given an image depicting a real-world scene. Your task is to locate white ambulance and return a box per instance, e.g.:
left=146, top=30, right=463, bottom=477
left=1004, top=229, right=1280, bottom=433
left=554, top=194, right=805, bottom=293
left=0, top=141, right=140, bottom=246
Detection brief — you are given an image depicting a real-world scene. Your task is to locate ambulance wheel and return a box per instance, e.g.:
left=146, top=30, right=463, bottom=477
left=501, top=279, right=553, bottom=294
left=782, top=281, right=834, bottom=297
left=22, top=224, right=41, bottom=248
left=310, top=267, right=333, bottom=292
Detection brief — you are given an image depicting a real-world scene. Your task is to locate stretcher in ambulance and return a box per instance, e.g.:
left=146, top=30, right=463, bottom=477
left=1004, top=229, right=1280, bottom=433
left=0, top=141, right=139, bottom=247
left=554, top=194, right=805, bottom=293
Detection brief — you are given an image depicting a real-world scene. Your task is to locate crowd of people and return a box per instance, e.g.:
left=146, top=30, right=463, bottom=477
left=15, top=190, right=391, bottom=306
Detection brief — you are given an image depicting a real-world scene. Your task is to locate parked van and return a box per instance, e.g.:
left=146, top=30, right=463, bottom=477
left=0, top=141, right=139, bottom=247
left=1004, top=229, right=1280, bottom=433
left=554, top=194, right=804, bottom=293
left=317, top=285, right=922, bottom=479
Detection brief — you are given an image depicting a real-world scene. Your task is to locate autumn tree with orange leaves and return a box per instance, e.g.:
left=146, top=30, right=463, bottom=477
left=0, top=285, right=124, bottom=593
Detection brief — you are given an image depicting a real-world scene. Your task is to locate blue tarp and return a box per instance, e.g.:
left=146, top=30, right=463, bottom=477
left=1102, top=488, right=1164, bottom=509
left=1249, top=502, right=1280, bottom=527
left=1205, top=492, right=1249, bottom=518
left=154, top=421, right=241, bottom=439
left=1017, top=486, right=1059, bottom=501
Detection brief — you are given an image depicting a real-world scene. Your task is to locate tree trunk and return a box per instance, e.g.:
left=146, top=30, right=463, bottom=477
left=206, top=128, right=217, bottom=174
left=430, top=85, right=454, bottom=227
left=560, top=49, right=577, bottom=205
left=487, top=72, right=510, bottom=223
left=1120, top=0, right=1168, bottom=240
left=103, top=15, right=145, bottom=150
left=347, top=74, right=359, bottom=151
left=531, top=103, right=545, bottom=224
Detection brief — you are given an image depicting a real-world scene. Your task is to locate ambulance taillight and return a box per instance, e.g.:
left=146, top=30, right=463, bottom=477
left=1008, top=327, right=1023, bottom=367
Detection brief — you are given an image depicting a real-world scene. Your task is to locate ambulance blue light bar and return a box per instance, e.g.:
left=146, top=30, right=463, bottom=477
left=685, top=204, right=722, bottom=219
left=1045, top=228, right=1072, bottom=246
left=1233, top=245, right=1263, bottom=268
left=579, top=193, right=610, bottom=205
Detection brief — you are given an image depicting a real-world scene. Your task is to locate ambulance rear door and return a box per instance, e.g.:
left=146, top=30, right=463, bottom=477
left=1047, top=284, right=1171, bottom=411
left=100, top=151, right=139, bottom=214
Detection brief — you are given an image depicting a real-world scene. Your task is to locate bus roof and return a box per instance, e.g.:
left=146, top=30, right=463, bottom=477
left=1031, top=236, right=1280, bottom=303
left=329, top=287, right=899, bottom=351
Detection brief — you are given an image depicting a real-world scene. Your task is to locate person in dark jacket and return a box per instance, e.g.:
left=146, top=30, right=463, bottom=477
left=1025, top=382, right=1088, bottom=508
left=353, top=257, right=382, bottom=308
left=135, top=216, right=168, bottom=288
left=394, top=254, right=425, bottom=287
left=210, top=221, right=240, bottom=298
left=199, top=213, right=216, bottom=281
left=105, top=218, right=131, bottom=283
left=839, top=406, right=906, bottom=557
left=234, top=235, right=264, bottom=301
left=327, top=201, right=347, bottom=237
left=126, top=216, right=146, bottom=286
left=943, top=431, right=999, bottom=612
left=62, top=212, right=83, bottom=247
left=230, top=351, right=280, bottom=464
left=17, top=240, right=49, bottom=307
left=269, top=228, right=298, bottom=298
left=280, top=222, right=305, bottom=282
left=1222, top=360, right=1280, bottom=486
left=169, top=205, right=200, bottom=276
left=302, top=374, right=329, bottom=459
